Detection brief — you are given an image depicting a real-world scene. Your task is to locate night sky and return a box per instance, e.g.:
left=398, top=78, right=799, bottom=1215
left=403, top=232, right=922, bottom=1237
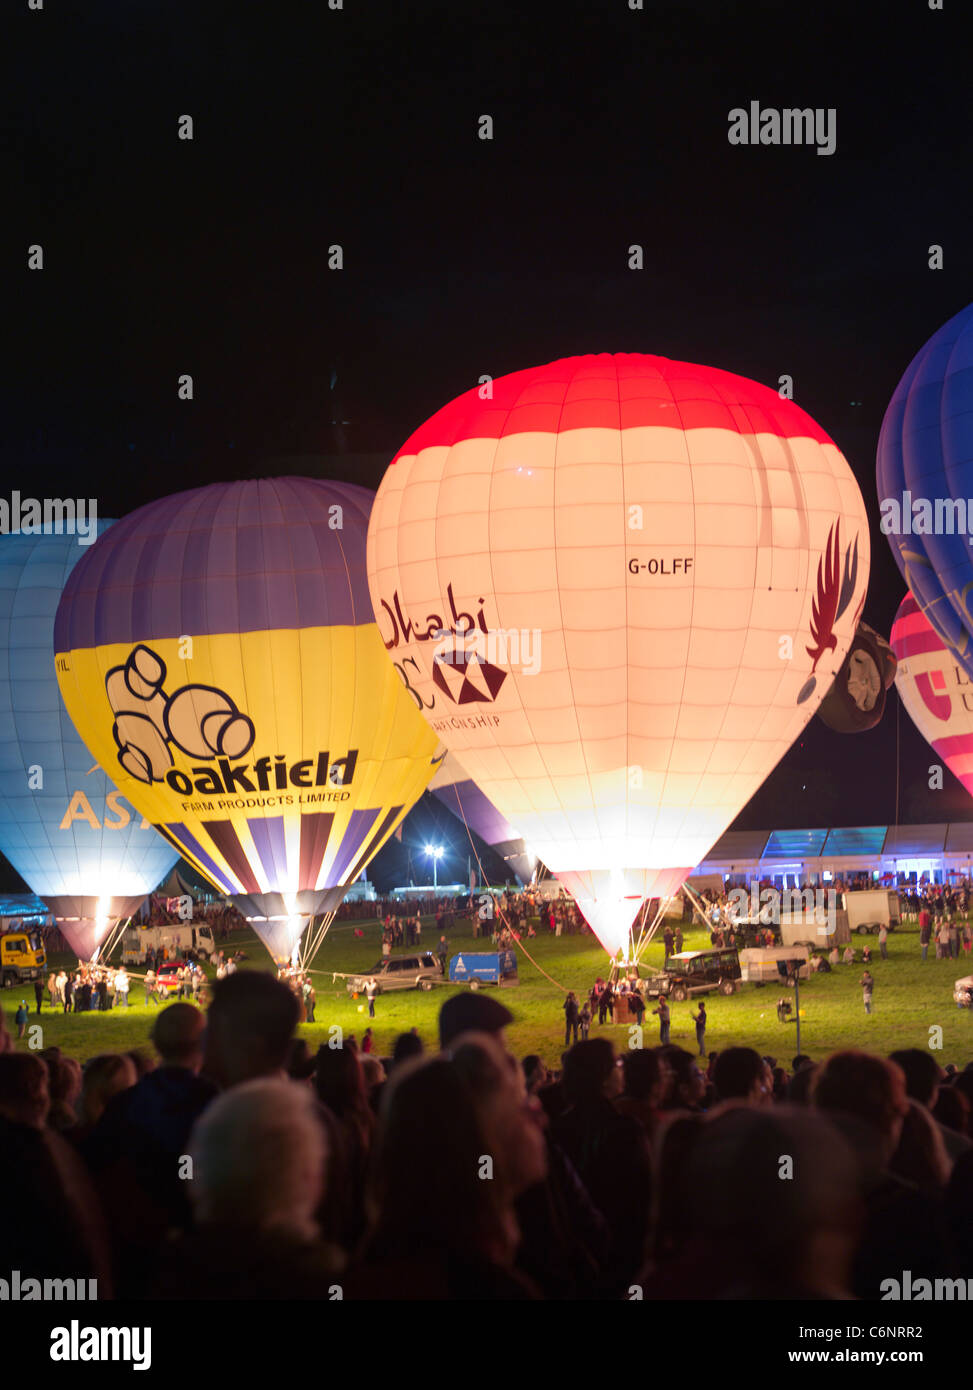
left=5, top=0, right=972, bottom=891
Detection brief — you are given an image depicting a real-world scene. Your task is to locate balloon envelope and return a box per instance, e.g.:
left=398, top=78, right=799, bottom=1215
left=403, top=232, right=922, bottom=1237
left=0, top=527, right=178, bottom=959
left=429, top=752, right=535, bottom=884
left=366, top=353, right=870, bottom=955
left=877, top=301, right=973, bottom=672
left=891, top=591, right=973, bottom=796
left=816, top=620, right=896, bottom=734
left=53, top=479, right=441, bottom=965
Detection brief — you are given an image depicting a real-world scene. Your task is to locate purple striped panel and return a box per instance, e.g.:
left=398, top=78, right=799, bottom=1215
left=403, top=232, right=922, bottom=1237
left=346, top=806, right=404, bottom=886
left=298, top=812, right=336, bottom=892
left=247, top=815, right=289, bottom=892
left=324, top=807, right=380, bottom=888
left=203, top=819, right=261, bottom=895
left=160, top=822, right=236, bottom=894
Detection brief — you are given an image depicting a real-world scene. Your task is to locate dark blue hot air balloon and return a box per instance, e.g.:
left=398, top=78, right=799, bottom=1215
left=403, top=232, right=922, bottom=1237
left=877, top=301, right=973, bottom=673
left=0, top=526, right=178, bottom=960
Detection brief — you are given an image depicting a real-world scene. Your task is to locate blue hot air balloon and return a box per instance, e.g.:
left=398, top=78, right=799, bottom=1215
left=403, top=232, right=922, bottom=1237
left=0, top=526, right=178, bottom=960
left=877, top=301, right=973, bottom=673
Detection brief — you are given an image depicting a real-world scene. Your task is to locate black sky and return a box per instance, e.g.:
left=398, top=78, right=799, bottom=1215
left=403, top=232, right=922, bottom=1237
left=5, top=0, right=973, bottom=891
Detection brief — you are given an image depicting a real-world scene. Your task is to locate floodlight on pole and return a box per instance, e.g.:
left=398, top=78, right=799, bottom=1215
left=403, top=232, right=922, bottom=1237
left=424, top=844, right=444, bottom=889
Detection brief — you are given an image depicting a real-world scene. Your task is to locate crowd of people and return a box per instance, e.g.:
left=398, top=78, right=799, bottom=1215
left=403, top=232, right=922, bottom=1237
left=28, top=964, right=133, bottom=1016
left=4, top=970, right=973, bottom=1301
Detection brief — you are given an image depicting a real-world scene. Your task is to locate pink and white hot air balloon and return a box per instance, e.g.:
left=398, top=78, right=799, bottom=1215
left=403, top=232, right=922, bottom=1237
left=366, top=354, right=870, bottom=957
left=891, top=591, right=973, bottom=794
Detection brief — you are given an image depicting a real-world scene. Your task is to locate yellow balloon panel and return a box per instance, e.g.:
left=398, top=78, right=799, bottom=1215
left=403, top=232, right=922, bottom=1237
left=55, top=624, right=440, bottom=902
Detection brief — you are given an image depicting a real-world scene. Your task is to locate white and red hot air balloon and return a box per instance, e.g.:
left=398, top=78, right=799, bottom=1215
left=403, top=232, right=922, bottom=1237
left=366, top=354, right=870, bottom=957
left=891, top=591, right=973, bottom=794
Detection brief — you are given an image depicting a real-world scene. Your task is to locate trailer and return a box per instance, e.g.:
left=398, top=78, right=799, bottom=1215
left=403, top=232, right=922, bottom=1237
left=448, top=950, right=519, bottom=989
left=842, top=890, right=901, bottom=936
left=739, top=945, right=811, bottom=983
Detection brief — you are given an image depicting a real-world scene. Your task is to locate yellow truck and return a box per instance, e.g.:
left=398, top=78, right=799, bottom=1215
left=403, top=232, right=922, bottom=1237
left=0, top=919, right=47, bottom=989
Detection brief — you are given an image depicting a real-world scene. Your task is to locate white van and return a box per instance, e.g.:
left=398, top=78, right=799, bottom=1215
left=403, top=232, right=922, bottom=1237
left=122, top=922, right=216, bottom=964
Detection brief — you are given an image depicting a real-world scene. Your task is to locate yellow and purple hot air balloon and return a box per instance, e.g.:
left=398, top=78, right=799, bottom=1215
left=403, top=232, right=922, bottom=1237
left=53, top=479, right=441, bottom=966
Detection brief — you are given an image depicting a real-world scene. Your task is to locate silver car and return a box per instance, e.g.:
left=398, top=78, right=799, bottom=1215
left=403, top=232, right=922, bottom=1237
left=348, top=953, right=443, bottom=994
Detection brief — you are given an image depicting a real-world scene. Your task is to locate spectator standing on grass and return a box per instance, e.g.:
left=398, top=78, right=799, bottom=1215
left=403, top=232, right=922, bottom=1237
left=563, top=991, right=580, bottom=1047
left=438, top=934, right=448, bottom=975
left=144, top=968, right=158, bottom=1005
left=579, top=1000, right=591, bottom=1040
left=878, top=924, right=888, bottom=960
left=663, top=925, right=674, bottom=963
left=652, top=996, right=671, bottom=1045
left=115, top=968, right=129, bottom=1008
left=364, top=977, right=378, bottom=1019
left=949, top=920, right=959, bottom=959
left=920, top=916, right=931, bottom=962
left=860, top=969, right=874, bottom=1015
left=15, top=1001, right=29, bottom=1038
left=691, top=1001, right=707, bottom=1057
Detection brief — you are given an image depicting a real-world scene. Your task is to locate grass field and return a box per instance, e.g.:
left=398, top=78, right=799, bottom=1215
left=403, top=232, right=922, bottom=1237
left=4, top=914, right=973, bottom=1069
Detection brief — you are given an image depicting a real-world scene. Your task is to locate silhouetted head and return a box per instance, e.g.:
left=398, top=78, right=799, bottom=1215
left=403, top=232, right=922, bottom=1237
left=205, top=971, right=299, bottom=1088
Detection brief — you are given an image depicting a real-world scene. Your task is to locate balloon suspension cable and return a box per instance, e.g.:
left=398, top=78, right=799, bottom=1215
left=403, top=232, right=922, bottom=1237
left=94, top=915, right=130, bottom=966
left=300, top=911, right=337, bottom=971
left=628, top=895, right=652, bottom=962
left=681, top=882, right=722, bottom=932
left=631, top=894, right=673, bottom=965
left=442, top=782, right=570, bottom=994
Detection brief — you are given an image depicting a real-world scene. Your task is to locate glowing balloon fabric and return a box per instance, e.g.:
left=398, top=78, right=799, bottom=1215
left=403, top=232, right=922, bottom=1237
left=891, top=592, right=973, bottom=796
left=877, top=301, right=973, bottom=672
left=0, top=527, right=178, bottom=960
left=54, top=479, right=441, bottom=965
left=366, top=353, right=870, bottom=956
left=428, top=753, right=535, bottom=884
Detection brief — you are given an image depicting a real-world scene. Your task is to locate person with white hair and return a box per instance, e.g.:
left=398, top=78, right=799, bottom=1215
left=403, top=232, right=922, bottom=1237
left=155, top=1078, right=343, bottom=1298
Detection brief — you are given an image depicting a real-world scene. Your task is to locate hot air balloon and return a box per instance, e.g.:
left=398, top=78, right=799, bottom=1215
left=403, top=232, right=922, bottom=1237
left=53, top=479, right=442, bottom=967
left=0, top=527, right=178, bottom=961
left=816, top=620, right=896, bottom=734
left=366, top=354, right=870, bottom=958
left=877, top=301, right=973, bottom=673
left=429, top=753, right=536, bottom=885
left=891, top=591, right=973, bottom=794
